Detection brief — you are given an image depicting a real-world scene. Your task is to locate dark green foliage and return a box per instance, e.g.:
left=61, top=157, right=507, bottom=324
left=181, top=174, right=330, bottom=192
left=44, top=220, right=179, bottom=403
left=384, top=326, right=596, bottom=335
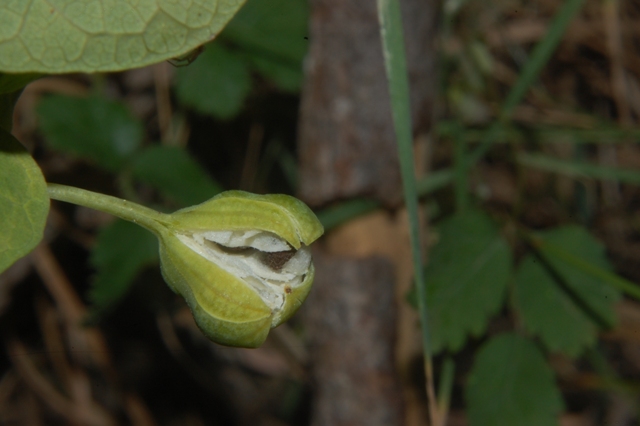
left=514, top=226, right=620, bottom=357
left=223, top=0, right=308, bottom=91
left=175, top=0, right=309, bottom=119
left=424, top=208, right=511, bottom=353
left=37, top=95, right=142, bottom=172
left=0, top=73, right=42, bottom=94
left=132, top=146, right=223, bottom=207
left=466, top=334, right=564, bottom=426
left=90, top=220, right=158, bottom=311
left=175, top=43, right=252, bottom=119
left=537, top=226, right=620, bottom=327
left=514, top=255, right=596, bottom=356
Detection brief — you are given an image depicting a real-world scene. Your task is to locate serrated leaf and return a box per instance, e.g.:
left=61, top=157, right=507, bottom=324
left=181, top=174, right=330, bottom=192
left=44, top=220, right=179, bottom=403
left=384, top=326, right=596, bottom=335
left=514, top=255, right=596, bottom=356
left=37, top=95, right=143, bottom=172
left=132, top=145, right=223, bottom=206
left=0, top=129, right=49, bottom=273
left=424, top=208, right=511, bottom=353
left=223, top=0, right=307, bottom=91
left=539, top=226, right=620, bottom=326
left=466, top=333, right=563, bottom=426
left=90, top=219, right=158, bottom=310
left=0, top=0, right=248, bottom=74
left=514, top=225, right=620, bottom=357
left=175, top=43, right=251, bottom=119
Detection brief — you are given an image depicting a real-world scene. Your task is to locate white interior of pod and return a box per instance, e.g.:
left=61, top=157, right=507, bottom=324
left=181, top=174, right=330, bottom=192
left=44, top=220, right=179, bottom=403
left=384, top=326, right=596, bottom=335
left=176, top=229, right=311, bottom=312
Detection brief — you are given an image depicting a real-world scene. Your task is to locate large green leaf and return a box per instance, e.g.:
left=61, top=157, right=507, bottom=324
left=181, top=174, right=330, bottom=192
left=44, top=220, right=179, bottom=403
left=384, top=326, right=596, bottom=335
left=0, top=129, right=49, bottom=273
left=466, top=334, right=563, bottom=426
left=131, top=145, right=223, bottom=206
left=0, top=0, right=248, bottom=73
left=37, top=95, right=143, bottom=172
left=90, top=219, right=158, bottom=311
left=514, top=225, right=620, bottom=357
left=424, top=208, right=511, bottom=353
left=175, top=42, right=251, bottom=119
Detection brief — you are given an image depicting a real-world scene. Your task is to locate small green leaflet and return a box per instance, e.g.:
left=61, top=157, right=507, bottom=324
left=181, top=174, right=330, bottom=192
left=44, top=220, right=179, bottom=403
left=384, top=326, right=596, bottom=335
left=466, top=333, right=563, bottom=426
left=514, top=225, right=620, bottom=357
left=0, top=129, right=49, bottom=273
left=424, top=208, right=511, bottom=353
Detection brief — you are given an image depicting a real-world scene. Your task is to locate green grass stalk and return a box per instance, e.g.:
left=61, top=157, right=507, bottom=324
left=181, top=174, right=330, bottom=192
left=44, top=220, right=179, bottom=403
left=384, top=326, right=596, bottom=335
left=376, top=0, right=438, bottom=423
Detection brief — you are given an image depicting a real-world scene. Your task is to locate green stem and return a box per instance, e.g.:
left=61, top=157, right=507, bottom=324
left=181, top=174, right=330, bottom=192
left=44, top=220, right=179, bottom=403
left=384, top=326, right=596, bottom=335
left=47, top=183, right=169, bottom=233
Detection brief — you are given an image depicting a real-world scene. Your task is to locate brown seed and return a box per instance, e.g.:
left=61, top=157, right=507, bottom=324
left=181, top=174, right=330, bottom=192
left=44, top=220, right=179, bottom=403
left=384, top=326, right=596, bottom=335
left=262, top=250, right=296, bottom=271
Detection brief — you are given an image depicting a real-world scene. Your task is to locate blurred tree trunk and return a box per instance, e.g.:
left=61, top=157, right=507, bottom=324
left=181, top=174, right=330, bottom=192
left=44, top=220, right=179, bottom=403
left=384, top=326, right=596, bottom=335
left=297, top=0, right=439, bottom=425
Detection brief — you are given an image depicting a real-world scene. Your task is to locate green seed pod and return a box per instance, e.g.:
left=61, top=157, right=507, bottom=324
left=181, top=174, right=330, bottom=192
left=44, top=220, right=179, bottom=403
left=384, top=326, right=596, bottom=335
left=158, top=191, right=323, bottom=348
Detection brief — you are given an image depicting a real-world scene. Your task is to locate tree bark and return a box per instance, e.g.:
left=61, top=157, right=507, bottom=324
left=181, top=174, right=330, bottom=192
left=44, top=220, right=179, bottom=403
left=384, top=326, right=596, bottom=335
left=298, top=0, right=439, bottom=424
left=302, top=252, right=403, bottom=426
left=298, top=0, right=438, bottom=207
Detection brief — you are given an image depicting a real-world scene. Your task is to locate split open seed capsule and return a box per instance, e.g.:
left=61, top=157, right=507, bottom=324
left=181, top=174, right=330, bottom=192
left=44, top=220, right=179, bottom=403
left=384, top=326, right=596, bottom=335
left=157, top=191, right=323, bottom=348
